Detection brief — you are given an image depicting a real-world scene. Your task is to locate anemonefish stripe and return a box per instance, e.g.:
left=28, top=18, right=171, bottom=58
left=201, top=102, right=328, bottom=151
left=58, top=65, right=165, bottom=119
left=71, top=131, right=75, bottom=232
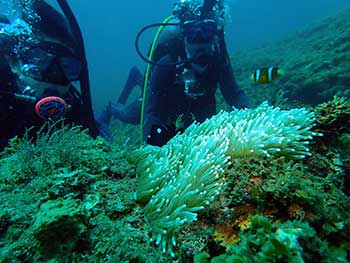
left=268, top=67, right=274, bottom=82
left=256, top=69, right=261, bottom=82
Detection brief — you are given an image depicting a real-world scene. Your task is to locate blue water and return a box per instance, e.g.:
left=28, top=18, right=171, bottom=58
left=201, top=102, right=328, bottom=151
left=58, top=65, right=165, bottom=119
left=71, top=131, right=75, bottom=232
left=2, top=0, right=350, bottom=113
left=68, top=0, right=350, bottom=113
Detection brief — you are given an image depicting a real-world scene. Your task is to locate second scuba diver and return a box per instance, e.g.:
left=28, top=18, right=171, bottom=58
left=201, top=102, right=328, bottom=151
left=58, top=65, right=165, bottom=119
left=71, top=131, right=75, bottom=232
left=137, top=0, right=249, bottom=146
left=100, top=0, right=249, bottom=146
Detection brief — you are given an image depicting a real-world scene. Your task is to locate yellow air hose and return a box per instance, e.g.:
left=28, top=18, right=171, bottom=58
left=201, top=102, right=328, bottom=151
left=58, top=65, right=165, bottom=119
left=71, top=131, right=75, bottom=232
left=140, top=15, right=174, bottom=143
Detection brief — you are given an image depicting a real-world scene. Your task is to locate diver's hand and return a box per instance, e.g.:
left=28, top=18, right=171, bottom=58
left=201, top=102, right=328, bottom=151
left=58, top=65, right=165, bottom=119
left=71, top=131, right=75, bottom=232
left=147, top=124, right=176, bottom=147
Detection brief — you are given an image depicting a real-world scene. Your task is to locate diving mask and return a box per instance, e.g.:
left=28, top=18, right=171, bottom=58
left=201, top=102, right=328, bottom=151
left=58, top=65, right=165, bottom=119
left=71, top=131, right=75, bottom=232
left=182, top=19, right=217, bottom=44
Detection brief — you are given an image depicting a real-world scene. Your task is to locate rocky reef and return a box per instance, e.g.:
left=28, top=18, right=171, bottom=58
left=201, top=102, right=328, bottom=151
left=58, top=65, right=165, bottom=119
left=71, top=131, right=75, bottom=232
left=228, top=9, right=350, bottom=108
left=1, top=99, right=349, bottom=263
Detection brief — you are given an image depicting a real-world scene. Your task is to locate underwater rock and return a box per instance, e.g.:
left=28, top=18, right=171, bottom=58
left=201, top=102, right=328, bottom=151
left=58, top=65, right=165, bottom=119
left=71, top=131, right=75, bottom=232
left=228, top=10, right=350, bottom=108
left=32, top=197, right=89, bottom=258
left=0, top=210, right=11, bottom=238
left=313, top=96, right=350, bottom=136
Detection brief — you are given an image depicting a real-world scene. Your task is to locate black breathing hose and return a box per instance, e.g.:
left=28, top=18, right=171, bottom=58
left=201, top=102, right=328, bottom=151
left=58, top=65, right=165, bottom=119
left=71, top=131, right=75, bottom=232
left=135, top=22, right=192, bottom=67
left=56, top=0, right=97, bottom=136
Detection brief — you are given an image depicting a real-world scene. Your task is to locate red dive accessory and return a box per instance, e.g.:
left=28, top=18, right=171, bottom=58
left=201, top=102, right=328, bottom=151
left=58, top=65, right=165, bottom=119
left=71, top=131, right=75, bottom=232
left=35, top=96, right=68, bottom=120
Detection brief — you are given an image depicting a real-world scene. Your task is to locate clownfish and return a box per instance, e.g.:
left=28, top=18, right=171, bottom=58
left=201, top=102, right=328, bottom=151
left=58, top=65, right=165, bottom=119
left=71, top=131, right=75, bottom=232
left=250, top=67, right=285, bottom=84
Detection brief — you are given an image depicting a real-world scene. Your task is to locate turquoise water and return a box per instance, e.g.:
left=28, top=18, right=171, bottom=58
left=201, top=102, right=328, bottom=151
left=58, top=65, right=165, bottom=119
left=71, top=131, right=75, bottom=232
left=66, top=0, right=350, bottom=112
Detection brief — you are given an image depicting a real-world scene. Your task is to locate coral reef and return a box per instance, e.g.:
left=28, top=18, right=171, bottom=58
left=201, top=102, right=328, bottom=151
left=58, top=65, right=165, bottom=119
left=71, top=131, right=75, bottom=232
left=0, top=98, right=349, bottom=262
left=130, top=102, right=320, bottom=257
left=313, top=96, right=350, bottom=137
left=0, top=123, right=164, bottom=262
left=186, top=100, right=350, bottom=262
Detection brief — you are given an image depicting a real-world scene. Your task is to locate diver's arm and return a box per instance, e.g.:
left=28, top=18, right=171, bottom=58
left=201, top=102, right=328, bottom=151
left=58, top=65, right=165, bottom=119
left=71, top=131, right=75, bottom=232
left=218, top=58, right=249, bottom=109
left=143, top=55, right=177, bottom=146
left=143, top=63, right=168, bottom=143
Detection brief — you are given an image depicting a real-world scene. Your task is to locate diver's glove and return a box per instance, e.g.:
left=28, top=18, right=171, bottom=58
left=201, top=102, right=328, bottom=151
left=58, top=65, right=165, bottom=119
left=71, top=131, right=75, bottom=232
left=232, top=91, right=250, bottom=109
left=147, top=124, right=176, bottom=147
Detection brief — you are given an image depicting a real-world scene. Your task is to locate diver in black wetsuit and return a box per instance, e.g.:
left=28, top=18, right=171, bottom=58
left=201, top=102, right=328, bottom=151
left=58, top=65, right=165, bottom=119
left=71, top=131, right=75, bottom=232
left=138, top=0, right=249, bottom=146
left=0, top=0, right=106, bottom=150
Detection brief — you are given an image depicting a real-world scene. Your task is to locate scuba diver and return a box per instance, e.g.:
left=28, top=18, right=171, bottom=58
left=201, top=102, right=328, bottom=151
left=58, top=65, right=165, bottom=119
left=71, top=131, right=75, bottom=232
left=0, top=0, right=108, bottom=150
left=136, top=0, right=249, bottom=146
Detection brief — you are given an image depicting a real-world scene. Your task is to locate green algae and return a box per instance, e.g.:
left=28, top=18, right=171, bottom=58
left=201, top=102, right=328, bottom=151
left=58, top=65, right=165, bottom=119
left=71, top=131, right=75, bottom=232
left=0, top=104, right=349, bottom=263
left=0, top=122, right=165, bottom=262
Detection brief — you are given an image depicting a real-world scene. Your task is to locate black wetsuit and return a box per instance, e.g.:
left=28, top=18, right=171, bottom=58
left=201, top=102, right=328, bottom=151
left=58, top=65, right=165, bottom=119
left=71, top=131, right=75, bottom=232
left=144, top=25, right=249, bottom=146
